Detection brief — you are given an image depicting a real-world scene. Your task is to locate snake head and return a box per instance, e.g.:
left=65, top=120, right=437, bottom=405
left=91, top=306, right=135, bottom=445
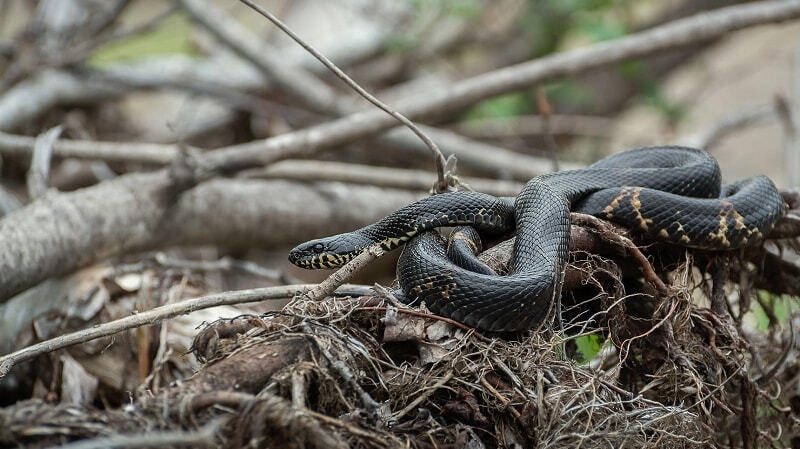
left=288, top=233, right=373, bottom=269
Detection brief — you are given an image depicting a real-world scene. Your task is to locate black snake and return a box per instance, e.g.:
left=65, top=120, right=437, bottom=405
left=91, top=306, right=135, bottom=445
left=289, top=146, right=786, bottom=331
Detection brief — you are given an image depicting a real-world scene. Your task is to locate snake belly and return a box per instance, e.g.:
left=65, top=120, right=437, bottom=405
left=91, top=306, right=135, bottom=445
left=289, top=146, right=786, bottom=332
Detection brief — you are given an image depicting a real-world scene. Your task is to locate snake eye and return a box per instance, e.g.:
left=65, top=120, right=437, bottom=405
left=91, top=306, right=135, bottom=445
left=312, top=243, right=325, bottom=254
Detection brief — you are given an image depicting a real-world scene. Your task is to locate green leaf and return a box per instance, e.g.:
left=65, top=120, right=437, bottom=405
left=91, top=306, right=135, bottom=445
left=462, top=92, right=532, bottom=120
left=89, top=14, right=195, bottom=66
left=575, top=334, right=603, bottom=364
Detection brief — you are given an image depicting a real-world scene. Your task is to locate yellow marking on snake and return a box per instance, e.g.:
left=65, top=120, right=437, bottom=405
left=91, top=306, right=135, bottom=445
left=440, top=282, right=457, bottom=300
left=658, top=229, right=669, bottom=238
left=707, top=205, right=732, bottom=247
left=602, top=187, right=633, bottom=219
left=630, top=187, right=654, bottom=231
left=452, top=231, right=479, bottom=254
left=680, top=235, right=691, bottom=244
left=729, top=204, right=746, bottom=231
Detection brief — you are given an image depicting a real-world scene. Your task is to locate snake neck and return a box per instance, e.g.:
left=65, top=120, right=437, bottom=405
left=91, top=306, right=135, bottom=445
left=359, top=192, right=516, bottom=252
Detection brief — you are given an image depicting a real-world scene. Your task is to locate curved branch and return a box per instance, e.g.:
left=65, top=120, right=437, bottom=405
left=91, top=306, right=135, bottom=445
left=0, top=179, right=420, bottom=302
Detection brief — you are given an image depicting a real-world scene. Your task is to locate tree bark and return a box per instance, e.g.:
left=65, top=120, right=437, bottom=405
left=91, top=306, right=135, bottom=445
left=0, top=178, right=420, bottom=302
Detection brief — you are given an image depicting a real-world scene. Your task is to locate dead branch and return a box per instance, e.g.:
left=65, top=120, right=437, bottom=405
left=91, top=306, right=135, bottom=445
left=249, top=160, right=524, bottom=197
left=0, top=130, right=176, bottom=164
left=0, top=127, right=569, bottom=182
left=0, top=178, right=420, bottom=302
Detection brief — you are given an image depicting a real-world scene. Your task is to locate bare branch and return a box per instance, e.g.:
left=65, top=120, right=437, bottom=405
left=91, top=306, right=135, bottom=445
left=0, top=178, right=421, bottom=301
left=250, top=159, right=524, bottom=197
left=0, top=127, right=568, bottom=182
left=0, top=130, right=175, bottom=164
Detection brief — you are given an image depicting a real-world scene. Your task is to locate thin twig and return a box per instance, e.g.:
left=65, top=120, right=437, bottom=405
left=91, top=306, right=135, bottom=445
left=239, top=0, right=451, bottom=193
left=537, top=87, right=559, bottom=172
left=304, top=245, right=386, bottom=302
left=481, top=376, right=521, bottom=419
left=0, top=284, right=372, bottom=378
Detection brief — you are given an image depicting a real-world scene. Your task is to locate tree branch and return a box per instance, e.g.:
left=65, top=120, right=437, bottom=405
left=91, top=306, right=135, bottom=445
left=0, top=179, right=420, bottom=302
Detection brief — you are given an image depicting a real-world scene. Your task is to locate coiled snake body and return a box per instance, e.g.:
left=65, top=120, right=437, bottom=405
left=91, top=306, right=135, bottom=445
left=289, top=147, right=785, bottom=331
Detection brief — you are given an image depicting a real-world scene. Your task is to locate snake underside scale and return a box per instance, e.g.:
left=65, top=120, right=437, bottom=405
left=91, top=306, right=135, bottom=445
left=289, top=146, right=786, bottom=332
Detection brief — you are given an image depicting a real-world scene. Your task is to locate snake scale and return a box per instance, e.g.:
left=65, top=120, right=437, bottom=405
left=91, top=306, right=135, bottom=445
left=289, top=146, right=786, bottom=332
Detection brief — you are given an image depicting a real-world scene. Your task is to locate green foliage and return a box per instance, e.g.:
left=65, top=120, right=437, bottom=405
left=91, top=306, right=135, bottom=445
left=576, top=15, right=627, bottom=41
left=520, top=0, right=632, bottom=56
left=462, top=82, right=593, bottom=121
left=543, top=81, right=595, bottom=109
left=462, top=92, right=533, bottom=121
left=443, top=0, right=482, bottom=19
left=574, top=334, right=604, bottom=364
left=749, top=292, right=798, bottom=331
left=89, top=14, right=195, bottom=66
